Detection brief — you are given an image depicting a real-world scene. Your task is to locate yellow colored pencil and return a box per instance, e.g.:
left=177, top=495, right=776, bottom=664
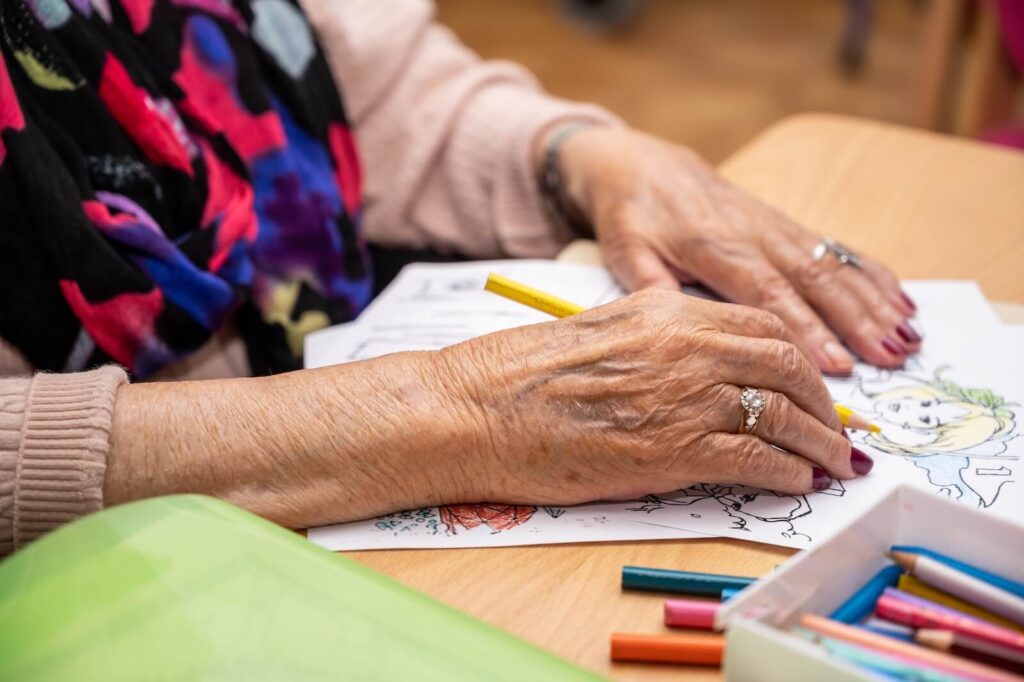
left=484, top=272, right=877, bottom=432
left=484, top=272, right=584, bottom=319
left=834, top=404, right=881, bottom=433
left=898, top=574, right=1024, bottom=634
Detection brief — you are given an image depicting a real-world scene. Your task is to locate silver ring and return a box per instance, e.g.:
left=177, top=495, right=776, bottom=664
left=739, top=387, right=765, bottom=434
left=812, top=238, right=862, bottom=269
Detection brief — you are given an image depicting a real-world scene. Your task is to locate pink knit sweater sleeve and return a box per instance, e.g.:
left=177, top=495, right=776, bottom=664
left=0, top=367, right=126, bottom=555
left=300, top=0, right=623, bottom=258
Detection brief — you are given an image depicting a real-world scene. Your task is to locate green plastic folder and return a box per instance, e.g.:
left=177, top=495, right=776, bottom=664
left=0, top=495, right=601, bottom=681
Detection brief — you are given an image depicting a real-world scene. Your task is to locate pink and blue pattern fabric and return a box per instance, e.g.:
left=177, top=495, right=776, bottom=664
left=0, top=0, right=370, bottom=376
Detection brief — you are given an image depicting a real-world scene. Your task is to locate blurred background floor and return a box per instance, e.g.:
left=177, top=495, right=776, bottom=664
left=435, top=0, right=951, bottom=163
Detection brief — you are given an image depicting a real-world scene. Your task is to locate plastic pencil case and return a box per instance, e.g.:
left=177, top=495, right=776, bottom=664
left=716, top=483, right=1024, bottom=681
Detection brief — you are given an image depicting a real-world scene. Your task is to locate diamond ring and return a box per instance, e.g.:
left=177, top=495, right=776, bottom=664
left=739, top=387, right=766, bottom=434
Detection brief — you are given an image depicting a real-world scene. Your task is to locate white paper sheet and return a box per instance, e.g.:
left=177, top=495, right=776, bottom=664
left=305, top=261, right=1018, bottom=551
left=304, top=261, right=626, bottom=367
left=304, top=263, right=1000, bottom=369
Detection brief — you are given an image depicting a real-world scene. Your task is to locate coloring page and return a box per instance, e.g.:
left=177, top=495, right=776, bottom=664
left=304, top=262, right=1019, bottom=551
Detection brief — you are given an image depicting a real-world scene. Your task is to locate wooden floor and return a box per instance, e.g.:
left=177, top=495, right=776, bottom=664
left=437, top=0, right=925, bottom=163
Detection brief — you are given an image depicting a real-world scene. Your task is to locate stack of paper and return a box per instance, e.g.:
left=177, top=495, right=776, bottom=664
left=305, top=261, right=1022, bottom=551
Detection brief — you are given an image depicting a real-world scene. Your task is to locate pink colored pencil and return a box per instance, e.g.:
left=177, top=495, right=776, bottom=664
left=877, top=593, right=1024, bottom=654
left=799, top=614, right=1021, bottom=682
left=664, top=598, right=720, bottom=630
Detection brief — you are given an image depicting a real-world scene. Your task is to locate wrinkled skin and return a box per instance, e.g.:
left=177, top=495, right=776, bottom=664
left=440, top=289, right=860, bottom=504
left=556, top=127, right=922, bottom=376
left=108, top=129, right=898, bottom=532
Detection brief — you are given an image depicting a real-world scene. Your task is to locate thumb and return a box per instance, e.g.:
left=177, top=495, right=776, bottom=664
left=604, top=241, right=681, bottom=292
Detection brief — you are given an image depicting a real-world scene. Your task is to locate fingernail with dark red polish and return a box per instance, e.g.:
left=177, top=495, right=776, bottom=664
left=812, top=467, right=832, bottom=491
left=881, top=336, right=906, bottom=356
left=901, top=291, right=917, bottom=312
left=842, top=428, right=851, bottom=441
left=851, top=446, right=874, bottom=475
left=896, top=321, right=922, bottom=344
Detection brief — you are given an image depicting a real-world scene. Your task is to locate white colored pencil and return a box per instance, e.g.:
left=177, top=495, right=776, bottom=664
left=891, top=552, right=1024, bottom=626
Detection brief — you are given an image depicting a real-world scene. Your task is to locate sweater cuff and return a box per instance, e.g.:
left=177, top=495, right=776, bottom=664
left=452, top=81, right=624, bottom=257
left=11, top=366, right=127, bottom=552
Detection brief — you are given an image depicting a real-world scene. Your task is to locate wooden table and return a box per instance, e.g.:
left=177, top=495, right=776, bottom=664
left=345, top=114, right=1024, bottom=681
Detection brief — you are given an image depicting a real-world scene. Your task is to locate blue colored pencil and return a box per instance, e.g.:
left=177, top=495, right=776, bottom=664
left=891, top=546, right=1024, bottom=600
left=621, top=566, right=755, bottom=596
left=720, top=587, right=742, bottom=601
left=829, top=564, right=903, bottom=624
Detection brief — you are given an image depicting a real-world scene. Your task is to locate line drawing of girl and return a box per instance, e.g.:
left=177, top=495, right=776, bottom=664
left=832, top=365, right=1019, bottom=510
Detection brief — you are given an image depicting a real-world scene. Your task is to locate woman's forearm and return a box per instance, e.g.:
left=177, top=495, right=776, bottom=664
left=106, top=352, right=485, bottom=529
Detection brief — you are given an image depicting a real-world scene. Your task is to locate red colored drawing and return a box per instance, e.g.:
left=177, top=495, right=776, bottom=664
left=439, top=504, right=537, bottom=535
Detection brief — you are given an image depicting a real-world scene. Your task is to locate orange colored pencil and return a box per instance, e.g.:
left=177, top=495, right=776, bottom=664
left=610, top=632, right=724, bottom=666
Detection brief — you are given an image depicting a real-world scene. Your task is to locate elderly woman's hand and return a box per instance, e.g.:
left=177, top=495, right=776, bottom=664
left=106, top=290, right=872, bottom=530
left=555, top=127, right=921, bottom=376
left=440, top=289, right=871, bottom=505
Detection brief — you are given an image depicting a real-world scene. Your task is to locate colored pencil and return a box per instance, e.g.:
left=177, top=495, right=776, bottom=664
left=857, top=617, right=916, bottom=642
left=885, top=586, right=1005, bottom=623
left=798, top=630, right=972, bottom=682
left=720, top=587, right=742, bottom=601
left=917, top=629, right=1024, bottom=676
left=664, top=598, right=720, bottom=630
left=834, top=403, right=881, bottom=432
left=890, top=551, right=1024, bottom=626
left=484, top=273, right=877, bottom=434
left=799, top=614, right=1020, bottom=682
left=621, top=565, right=755, bottom=596
left=829, top=563, right=903, bottom=623
left=899, top=575, right=1024, bottom=633
left=891, top=546, right=1024, bottom=600
left=484, top=272, right=584, bottom=318
left=875, top=591, right=1024, bottom=653
left=610, top=632, right=724, bottom=665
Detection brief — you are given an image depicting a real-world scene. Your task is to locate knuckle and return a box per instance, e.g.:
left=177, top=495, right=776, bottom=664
left=773, top=341, right=805, bottom=378
left=709, top=383, right=738, bottom=419
left=824, top=432, right=851, bottom=471
left=734, top=438, right=772, bottom=481
left=631, top=286, right=676, bottom=308
left=763, top=392, right=792, bottom=435
left=737, top=306, right=789, bottom=340
left=793, top=257, right=835, bottom=291
left=758, top=311, right=789, bottom=340
left=757, top=276, right=795, bottom=308
left=630, top=305, right=683, bottom=350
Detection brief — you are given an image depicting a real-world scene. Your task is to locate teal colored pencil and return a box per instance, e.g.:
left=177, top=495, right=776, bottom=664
left=621, top=566, right=755, bottom=596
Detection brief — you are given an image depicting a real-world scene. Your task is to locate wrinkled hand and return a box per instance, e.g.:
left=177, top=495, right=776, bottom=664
left=557, top=127, right=921, bottom=375
left=439, top=290, right=872, bottom=505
